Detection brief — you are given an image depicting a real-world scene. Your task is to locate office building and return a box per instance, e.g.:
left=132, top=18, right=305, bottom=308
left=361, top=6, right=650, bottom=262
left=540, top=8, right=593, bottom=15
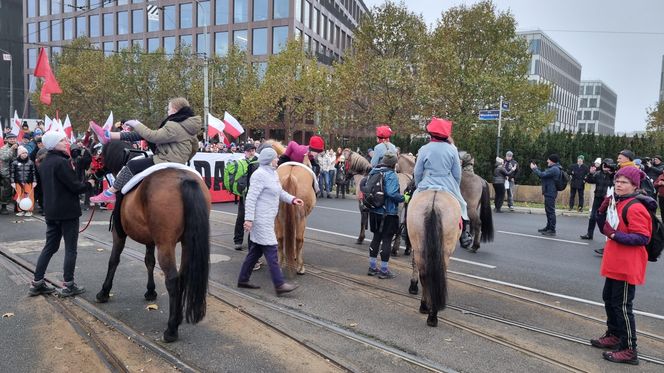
left=576, top=80, right=616, bottom=135
left=0, top=0, right=25, bottom=127
left=519, top=30, right=582, bottom=132
left=660, top=55, right=664, bottom=103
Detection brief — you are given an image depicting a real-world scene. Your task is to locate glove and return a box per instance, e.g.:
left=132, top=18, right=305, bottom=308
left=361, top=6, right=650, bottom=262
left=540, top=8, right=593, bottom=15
left=603, top=221, right=616, bottom=238
left=404, top=193, right=411, bottom=204
left=124, top=120, right=142, bottom=128
left=598, top=196, right=612, bottom=215
left=104, top=129, right=111, bottom=140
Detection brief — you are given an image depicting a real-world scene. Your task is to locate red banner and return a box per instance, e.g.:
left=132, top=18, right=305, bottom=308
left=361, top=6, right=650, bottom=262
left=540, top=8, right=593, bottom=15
left=189, top=152, right=244, bottom=203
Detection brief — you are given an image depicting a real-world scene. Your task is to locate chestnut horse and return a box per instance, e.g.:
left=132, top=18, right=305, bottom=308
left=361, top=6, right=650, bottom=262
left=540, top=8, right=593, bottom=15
left=406, top=190, right=461, bottom=327
left=95, top=142, right=211, bottom=343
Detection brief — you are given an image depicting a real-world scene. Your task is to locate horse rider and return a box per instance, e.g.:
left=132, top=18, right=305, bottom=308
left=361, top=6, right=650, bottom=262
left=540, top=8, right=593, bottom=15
left=370, top=125, right=397, bottom=168
left=411, top=117, right=472, bottom=248
left=276, top=135, right=325, bottom=183
left=89, top=97, right=202, bottom=204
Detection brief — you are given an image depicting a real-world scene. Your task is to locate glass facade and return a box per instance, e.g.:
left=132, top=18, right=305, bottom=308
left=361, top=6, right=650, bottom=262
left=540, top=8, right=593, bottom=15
left=39, top=21, right=49, bottom=42
left=148, top=11, right=159, bottom=32
left=216, top=0, right=229, bottom=25
left=274, top=0, right=289, bottom=19
left=181, top=35, right=193, bottom=48
left=197, top=33, right=210, bottom=56
left=181, top=3, right=193, bottom=29
left=90, top=14, right=99, bottom=37
left=147, top=38, right=159, bottom=52
left=234, top=30, right=248, bottom=51
left=103, top=13, right=113, bottom=36
left=254, top=0, right=268, bottom=22
left=295, top=0, right=302, bottom=22
left=51, top=0, right=60, bottom=15
left=132, top=9, right=143, bottom=33
left=64, top=18, right=74, bottom=40
left=39, top=0, right=48, bottom=16
left=118, top=11, right=129, bottom=35
left=51, top=21, right=61, bottom=41
left=253, top=28, right=267, bottom=55
left=118, top=40, right=129, bottom=51
left=198, top=1, right=211, bottom=27
left=273, top=26, right=288, bottom=54
left=215, top=32, right=229, bottom=56
left=76, top=16, right=86, bottom=37
left=164, top=5, right=176, bottom=30
left=164, top=36, right=176, bottom=54
left=234, top=0, right=248, bottom=23
left=103, top=42, right=114, bottom=56
left=577, top=81, right=617, bottom=135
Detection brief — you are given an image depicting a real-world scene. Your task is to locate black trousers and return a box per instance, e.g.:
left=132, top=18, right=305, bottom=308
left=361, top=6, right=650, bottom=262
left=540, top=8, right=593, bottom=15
left=34, top=218, right=80, bottom=283
left=603, top=278, right=637, bottom=349
left=658, top=196, right=664, bottom=223
left=127, top=156, right=155, bottom=174
left=586, top=196, right=603, bottom=238
left=369, top=213, right=399, bottom=262
left=493, top=183, right=505, bottom=211
left=544, top=196, right=556, bottom=231
left=569, top=187, right=584, bottom=209
left=234, top=197, right=246, bottom=245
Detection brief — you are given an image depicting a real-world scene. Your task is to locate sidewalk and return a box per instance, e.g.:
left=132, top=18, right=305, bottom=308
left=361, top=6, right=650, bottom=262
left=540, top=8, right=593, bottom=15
left=508, top=206, right=589, bottom=217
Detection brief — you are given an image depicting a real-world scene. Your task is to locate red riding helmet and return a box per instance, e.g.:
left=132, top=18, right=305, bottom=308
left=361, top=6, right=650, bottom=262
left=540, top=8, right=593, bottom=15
left=426, top=117, right=452, bottom=139
left=309, top=135, right=325, bottom=153
left=376, top=125, right=393, bottom=139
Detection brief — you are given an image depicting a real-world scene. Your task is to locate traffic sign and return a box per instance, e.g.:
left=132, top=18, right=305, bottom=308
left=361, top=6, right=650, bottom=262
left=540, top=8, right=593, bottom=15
left=479, top=110, right=500, bottom=120
left=501, top=101, right=510, bottom=111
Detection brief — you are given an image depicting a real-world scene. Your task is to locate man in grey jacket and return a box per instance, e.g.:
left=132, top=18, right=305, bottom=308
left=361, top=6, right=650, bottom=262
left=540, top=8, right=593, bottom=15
left=237, top=148, right=302, bottom=295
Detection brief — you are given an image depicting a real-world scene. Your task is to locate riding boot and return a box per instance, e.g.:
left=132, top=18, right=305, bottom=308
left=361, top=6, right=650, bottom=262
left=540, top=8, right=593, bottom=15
left=460, top=219, right=473, bottom=248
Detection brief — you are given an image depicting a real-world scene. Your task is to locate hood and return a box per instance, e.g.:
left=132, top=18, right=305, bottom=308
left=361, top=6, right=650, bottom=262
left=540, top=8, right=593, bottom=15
left=179, top=115, right=203, bottom=136
left=634, top=194, right=659, bottom=211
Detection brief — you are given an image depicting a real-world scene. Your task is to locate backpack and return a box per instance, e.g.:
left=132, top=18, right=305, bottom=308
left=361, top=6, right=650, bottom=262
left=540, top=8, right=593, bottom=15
left=555, top=166, right=570, bottom=191
left=640, top=176, right=656, bottom=199
left=223, top=159, right=257, bottom=196
left=360, top=171, right=386, bottom=209
left=622, top=198, right=664, bottom=262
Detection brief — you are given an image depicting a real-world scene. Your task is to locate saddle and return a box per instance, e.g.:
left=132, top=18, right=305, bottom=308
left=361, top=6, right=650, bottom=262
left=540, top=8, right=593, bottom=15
left=121, top=163, right=203, bottom=194
left=278, top=161, right=320, bottom=193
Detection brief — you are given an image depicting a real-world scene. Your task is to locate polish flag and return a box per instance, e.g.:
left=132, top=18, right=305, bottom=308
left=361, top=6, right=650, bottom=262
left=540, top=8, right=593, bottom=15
left=11, top=110, right=24, bottom=142
left=44, top=114, right=53, bottom=131
left=63, top=115, right=75, bottom=143
left=102, top=111, right=114, bottom=131
left=50, top=117, right=63, bottom=132
left=222, top=112, right=244, bottom=138
left=208, top=113, right=230, bottom=146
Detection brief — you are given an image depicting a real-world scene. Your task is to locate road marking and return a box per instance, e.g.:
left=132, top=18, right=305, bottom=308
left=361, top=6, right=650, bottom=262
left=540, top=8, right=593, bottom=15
left=449, top=271, right=664, bottom=320
left=315, top=205, right=361, bottom=214
left=498, top=231, right=589, bottom=246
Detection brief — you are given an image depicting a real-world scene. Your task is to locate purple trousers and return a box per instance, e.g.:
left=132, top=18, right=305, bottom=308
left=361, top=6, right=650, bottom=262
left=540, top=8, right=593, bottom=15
left=237, top=240, right=285, bottom=287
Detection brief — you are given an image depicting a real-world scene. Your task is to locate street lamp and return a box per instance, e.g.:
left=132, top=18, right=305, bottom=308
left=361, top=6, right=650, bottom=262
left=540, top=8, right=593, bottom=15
left=0, top=48, right=13, bottom=128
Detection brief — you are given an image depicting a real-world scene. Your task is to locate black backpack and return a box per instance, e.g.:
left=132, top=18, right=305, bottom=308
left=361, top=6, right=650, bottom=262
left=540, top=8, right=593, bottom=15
left=555, top=166, right=570, bottom=191
left=622, top=198, right=664, bottom=262
left=640, top=177, right=656, bottom=199
left=361, top=171, right=386, bottom=209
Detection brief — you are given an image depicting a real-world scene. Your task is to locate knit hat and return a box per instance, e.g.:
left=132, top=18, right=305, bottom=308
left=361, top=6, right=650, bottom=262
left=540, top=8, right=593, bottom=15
left=382, top=151, right=398, bottom=167
left=376, top=125, right=393, bottom=139
left=244, top=143, right=256, bottom=151
left=619, top=149, right=635, bottom=161
left=42, top=130, right=66, bottom=150
left=308, top=135, right=325, bottom=153
left=577, top=155, right=584, bottom=160
left=548, top=154, right=560, bottom=163
left=5, top=133, right=16, bottom=139
left=615, top=166, right=645, bottom=187
left=258, top=147, right=277, bottom=165
left=17, top=146, right=28, bottom=156
left=506, top=151, right=513, bottom=157
left=654, top=155, right=663, bottom=162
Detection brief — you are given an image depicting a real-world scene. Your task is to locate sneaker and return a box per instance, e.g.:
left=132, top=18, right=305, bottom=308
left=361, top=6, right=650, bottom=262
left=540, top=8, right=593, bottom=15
left=25, top=212, right=32, bottom=217
left=378, top=269, right=397, bottom=279
left=594, top=248, right=604, bottom=256
left=275, top=282, right=299, bottom=295
left=0, top=206, right=8, bottom=215
left=508, top=206, right=514, bottom=211
left=16, top=211, right=25, bottom=217
left=234, top=243, right=244, bottom=251
left=253, top=260, right=263, bottom=271
left=603, top=348, right=639, bottom=365
left=90, top=190, right=116, bottom=204
left=59, top=283, right=86, bottom=297
left=578, top=207, right=583, bottom=212
left=28, top=281, right=55, bottom=296
left=580, top=234, right=593, bottom=240
left=537, top=227, right=549, bottom=233
left=367, top=266, right=379, bottom=276
left=89, top=121, right=109, bottom=144
left=541, top=229, right=556, bottom=236
left=591, top=332, right=620, bottom=350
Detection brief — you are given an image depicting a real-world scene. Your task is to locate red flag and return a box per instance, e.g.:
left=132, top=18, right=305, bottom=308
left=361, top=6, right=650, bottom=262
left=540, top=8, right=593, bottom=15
left=34, top=48, right=62, bottom=106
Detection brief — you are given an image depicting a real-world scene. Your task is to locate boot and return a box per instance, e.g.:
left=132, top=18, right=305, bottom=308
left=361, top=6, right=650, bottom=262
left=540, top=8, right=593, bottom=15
left=0, top=204, right=7, bottom=215
left=460, top=220, right=473, bottom=248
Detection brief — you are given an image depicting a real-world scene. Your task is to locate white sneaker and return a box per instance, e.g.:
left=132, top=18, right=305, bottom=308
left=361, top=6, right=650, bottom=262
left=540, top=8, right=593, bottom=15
left=16, top=211, right=25, bottom=216
left=25, top=212, right=33, bottom=217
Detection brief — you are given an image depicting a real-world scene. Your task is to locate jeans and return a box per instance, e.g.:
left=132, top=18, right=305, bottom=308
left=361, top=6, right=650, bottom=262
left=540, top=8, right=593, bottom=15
left=237, top=241, right=285, bottom=287
left=544, top=195, right=556, bottom=231
left=506, top=179, right=515, bottom=207
left=569, top=187, right=584, bottom=209
left=586, top=196, right=603, bottom=238
left=328, top=170, right=335, bottom=193
left=34, top=218, right=80, bottom=282
left=603, top=278, right=637, bottom=349
left=493, top=183, right=505, bottom=211
left=318, top=171, right=330, bottom=196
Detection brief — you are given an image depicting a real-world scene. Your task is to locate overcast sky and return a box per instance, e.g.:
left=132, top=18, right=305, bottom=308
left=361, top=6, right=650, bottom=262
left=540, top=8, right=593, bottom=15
left=362, top=0, right=664, bottom=132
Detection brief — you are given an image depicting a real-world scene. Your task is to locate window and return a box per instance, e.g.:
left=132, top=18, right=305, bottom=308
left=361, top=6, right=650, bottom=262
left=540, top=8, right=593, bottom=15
left=254, top=0, right=268, bottom=21
left=181, top=34, right=193, bottom=48
left=274, top=0, right=289, bottom=18
left=197, top=33, right=210, bottom=56
left=63, top=0, right=73, bottom=13
left=272, top=26, right=288, bottom=53
left=132, top=0, right=143, bottom=3
left=595, top=86, right=601, bottom=95
left=52, top=46, right=62, bottom=56
left=313, top=8, right=319, bottom=34
left=252, top=28, right=267, bottom=55
left=39, top=0, right=48, bottom=16
left=118, top=11, right=129, bottom=35
left=148, top=9, right=159, bottom=32
left=133, top=39, right=144, bottom=48
left=103, top=42, right=114, bottom=56
left=76, top=16, right=86, bottom=37
left=587, top=123, right=595, bottom=133
left=51, top=21, right=61, bottom=41
left=103, top=13, right=113, bottom=36
left=197, top=1, right=210, bottom=27
left=132, top=10, right=144, bottom=33
left=51, top=0, right=60, bottom=14
left=87, top=14, right=99, bottom=37
left=234, top=0, right=248, bottom=23
left=322, top=15, right=327, bottom=39
left=593, top=111, right=599, bottom=120
left=216, top=0, right=229, bottom=25
left=585, top=85, right=593, bottom=95
left=28, top=49, right=37, bottom=69
left=39, top=22, right=49, bottom=42
left=76, top=0, right=86, bottom=8
left=254, top=62, right=267, bottom=80
left=28, top=23, right=37, bottom=43
left=583, top=111, right=591, bottom=120
left=295, top=28, right=302, bottom=40
left=576, top=111, right=582, bottom=120
left=64, top=18, right=74, bottom=40
left=578, top=123, right=586, bottom=132
left=303, top=1, right=310, bottom=28
left=164, top=5, right=176, bottom=30
left=118, top=40, right=129, bottom=51
left=589, top=98, right=597, bottom=108
left=234, top=30, right=248, bottom=51
left=304, top=34, right=310, bottom=52
left=180, top=3, right=193, bottom=29
left=164, top=36, right=176, bottom=54
left=215, top=32, right=229, bottom=56
left=117, top=0, right=128, bottom=5
left=295, top=0, right=302, bottom=22
left=580, top=98, right=587, bottom=108
left=27, top=0, right=36, bottom=17
left=147, top=38, right=159, bottom=52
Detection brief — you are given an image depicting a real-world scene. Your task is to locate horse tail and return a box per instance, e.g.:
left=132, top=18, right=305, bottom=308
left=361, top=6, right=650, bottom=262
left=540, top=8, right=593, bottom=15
left=179, top=177, right=210, bottom=324
left=423, top=201, right=447, bottom=311
left=479, top=180, right=495, bottom=242
left=281, top=170, right=299, bottom=274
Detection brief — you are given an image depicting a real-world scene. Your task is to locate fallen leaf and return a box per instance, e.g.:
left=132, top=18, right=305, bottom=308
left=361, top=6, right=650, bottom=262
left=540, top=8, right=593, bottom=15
left=54, top=346, right=63, bottom=350
left=445, top=338, right=452, bottom=342
left=349, top=323, right=358, bottom=327
left=96, top=249, right=104, bottom=252
left=146, top=304, right=159, bottom=311
left=2, top=313, right=15, bottom=318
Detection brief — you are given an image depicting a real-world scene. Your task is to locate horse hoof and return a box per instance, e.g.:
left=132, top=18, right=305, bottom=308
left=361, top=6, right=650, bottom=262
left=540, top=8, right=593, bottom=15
left=296, top=271, right=306, bottom=276
left=144, top=290, right=158, bottom=301
left=355, top=239, right=364, bottom=245
left=404, top=249, right=411, bottom=256
left=391, top=250, right=399, bottom=257
left=427, top=315, right=438, bottom=327
left=409, top=284, right=419, bottom=295
left=95, top=291, right=110, bottom=303
left=163, top=330, right=178, bottom=343
left=419, top=302, right=429, bottom=314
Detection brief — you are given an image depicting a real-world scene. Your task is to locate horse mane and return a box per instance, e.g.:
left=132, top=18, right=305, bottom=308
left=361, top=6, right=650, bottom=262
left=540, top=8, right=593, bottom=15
left=102, top=141, right=133, bottom=175
left=262, top=139, right=285, bottom=156
left=348, top=151, right=372, bottom=175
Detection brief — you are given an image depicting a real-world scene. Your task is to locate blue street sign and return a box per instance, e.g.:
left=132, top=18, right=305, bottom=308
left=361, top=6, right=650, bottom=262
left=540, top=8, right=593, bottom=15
left=501, top=101, right=510, bottom=111
left=479, top=110, right=500, bottom=120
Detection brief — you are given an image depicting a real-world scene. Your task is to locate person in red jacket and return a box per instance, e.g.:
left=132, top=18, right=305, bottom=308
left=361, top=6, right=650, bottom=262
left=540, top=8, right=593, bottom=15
left=591, top=166, right=653, bottom=365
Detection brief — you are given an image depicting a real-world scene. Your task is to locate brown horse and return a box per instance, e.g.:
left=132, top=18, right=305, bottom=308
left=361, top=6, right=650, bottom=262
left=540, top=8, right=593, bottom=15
left=406, top=190, right=461, bottom=327
left=460, top=169, right=494, bottom=253
left=96, top=142, right=211, bottom=343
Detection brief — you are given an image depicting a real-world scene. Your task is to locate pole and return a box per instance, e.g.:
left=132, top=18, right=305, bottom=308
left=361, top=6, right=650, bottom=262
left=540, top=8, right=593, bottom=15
left=196, top=0, right=210, bottom=141
left=0, top=48, right=12, bottom=129
left=496, top=95, right=503, bottom=159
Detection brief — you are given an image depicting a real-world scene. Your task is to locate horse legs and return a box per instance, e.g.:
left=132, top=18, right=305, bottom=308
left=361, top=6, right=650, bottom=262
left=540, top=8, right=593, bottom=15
left=144, top=243, right=158, bottom=301
left=409, top=253, right=419, bottom=295
left=96, top=229, right=127, bottom=303
left=418, top=274, right=438, bottom=327
left=157, top=246, right=182, bottom=343
left=357, top=209, right=368, bottom=244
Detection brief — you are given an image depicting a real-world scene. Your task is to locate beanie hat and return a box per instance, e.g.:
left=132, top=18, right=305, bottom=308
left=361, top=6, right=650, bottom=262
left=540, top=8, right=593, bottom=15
left=615, top=166, right=645, bottom=187
left=42, top=130, right=66, bottom=150
left=577, top=155, right=584, bottom=160
left=17, top=146, right=28, bottom=156
left=382, top=151, right=398, bottom=167
left=506, top=151, right=513, bottom=157
left=619, top=149, right=635, bottom=161
left=655, top=155, right=663, bottom=162
left=308, top=135, right=325, bottom=153
left=548, top=154, right=560, bottom=163
left=258, top=147, right=277, bottom=165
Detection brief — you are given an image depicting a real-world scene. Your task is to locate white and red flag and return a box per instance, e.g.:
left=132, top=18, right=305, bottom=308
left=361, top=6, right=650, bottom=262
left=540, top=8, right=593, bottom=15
left=102, top=111, right=114, bottom=131
left=11, top=110, right=24, bottom=142
left=208, top=113, right=230, bottom=146
left=222, top=112, right=244, bottom=138
left=63, top=115, right=75, bottom=142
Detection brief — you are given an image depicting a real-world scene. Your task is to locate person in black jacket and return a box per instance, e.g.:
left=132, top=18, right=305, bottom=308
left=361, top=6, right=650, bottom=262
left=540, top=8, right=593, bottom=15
left=10, top=146, right=36, bottom=216
left=581, top=158, right=615, bottom=240
left=569, top=155, right=589, bottom=212
left=28, top=131, right=94, bottom=297
left=234, top=143, right=259, bottom=251
left=530, top=154, right=562, bottom=236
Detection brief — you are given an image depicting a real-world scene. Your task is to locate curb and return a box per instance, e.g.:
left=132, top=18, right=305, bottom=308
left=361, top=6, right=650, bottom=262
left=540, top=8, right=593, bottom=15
left=506, top=207, right=589, bottom=217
